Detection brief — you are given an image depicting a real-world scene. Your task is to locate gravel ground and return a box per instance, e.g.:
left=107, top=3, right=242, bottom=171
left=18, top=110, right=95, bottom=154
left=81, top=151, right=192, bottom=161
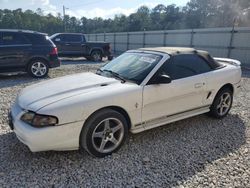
left=0, top=59, right=249, bottom=187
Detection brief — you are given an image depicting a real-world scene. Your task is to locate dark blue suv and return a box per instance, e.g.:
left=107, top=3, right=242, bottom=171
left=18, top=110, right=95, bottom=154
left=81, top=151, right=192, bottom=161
left=0, top=29, right=60, bottom=78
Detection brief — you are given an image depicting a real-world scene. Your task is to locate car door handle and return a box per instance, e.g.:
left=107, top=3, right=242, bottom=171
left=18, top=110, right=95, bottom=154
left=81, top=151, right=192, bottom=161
left=194, top=83, right=204, bottom=88
left=65, top=43, right=70, bottom=46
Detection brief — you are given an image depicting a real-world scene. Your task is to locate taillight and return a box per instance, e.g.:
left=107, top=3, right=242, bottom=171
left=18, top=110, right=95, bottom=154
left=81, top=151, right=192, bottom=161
left=50, top=47, right=58, bottom=55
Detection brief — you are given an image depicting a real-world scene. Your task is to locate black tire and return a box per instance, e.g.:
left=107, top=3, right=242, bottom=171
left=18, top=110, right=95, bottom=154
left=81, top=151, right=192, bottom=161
left=85, top=57, right=92, bottom=61
left=27, top=59, right=49, bottom=78
left=80, top=109, right=128, bottom=158
left=108, top=56, right=113, bottom=61
left=209, top=88, right=233, bottom=119
left=91, top=50, right=103, bottom=62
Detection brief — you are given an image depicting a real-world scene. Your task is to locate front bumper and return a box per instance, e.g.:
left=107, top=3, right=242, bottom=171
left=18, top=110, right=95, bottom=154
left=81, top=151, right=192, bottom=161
left=9, top=103, right=83, bottom=152
left=8, top=112, right=14, bottom=130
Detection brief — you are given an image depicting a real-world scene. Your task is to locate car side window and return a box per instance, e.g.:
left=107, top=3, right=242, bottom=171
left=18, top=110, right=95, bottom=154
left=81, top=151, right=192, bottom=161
left=161, top=54, right=212, bottom=80
left=54, top=34, right=62, bottom=41
left=25, top=33, right=49, bottom=44
left=62, top=34, right=82, bottom=43
left=2, top=32, right=30, bottom=45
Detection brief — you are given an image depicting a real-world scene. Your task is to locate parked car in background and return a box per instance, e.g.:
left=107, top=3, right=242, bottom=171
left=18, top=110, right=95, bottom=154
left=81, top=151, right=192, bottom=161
left=50, top=33, right=113, bottom=62
left=9, top=47, right=241, bottom=157
left=0, top=29, right=60, bottom=78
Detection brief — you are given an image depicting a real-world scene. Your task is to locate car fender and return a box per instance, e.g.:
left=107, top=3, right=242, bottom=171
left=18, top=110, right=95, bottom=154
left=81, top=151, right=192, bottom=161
left=26, top=56, right=50, bottom=69
left=89, top=47, right=104, bottom=55
left=36, top=84, right=143, bottom=129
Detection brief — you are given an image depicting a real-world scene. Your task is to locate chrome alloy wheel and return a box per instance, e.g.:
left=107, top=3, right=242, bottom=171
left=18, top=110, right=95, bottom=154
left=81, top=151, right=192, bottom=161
left=92, top=118, right=125, bottom=153
left=31, top=62, right=47, bottom=77
left=217, top=92, right=232, bottom=116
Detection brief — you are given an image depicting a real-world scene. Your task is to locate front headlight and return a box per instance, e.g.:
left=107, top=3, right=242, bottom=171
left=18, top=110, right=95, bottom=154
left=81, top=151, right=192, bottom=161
left=20, top=111, right=35, bottom=125
left=21, top=111, right=58, bottom=128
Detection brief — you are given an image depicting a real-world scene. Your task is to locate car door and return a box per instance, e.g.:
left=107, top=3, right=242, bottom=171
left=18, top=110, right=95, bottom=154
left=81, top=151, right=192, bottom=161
left=142, top=54, right=212, bottom=124
left=0, top=32, right=32, bottom=70
left=61, top=34, right=83, bottom=55
left=81, top=35, right=88, bottom=55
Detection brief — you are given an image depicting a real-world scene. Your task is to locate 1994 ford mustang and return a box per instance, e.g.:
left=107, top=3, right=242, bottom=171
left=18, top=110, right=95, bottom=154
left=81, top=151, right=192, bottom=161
left=9, top=47, right=242, bottom=157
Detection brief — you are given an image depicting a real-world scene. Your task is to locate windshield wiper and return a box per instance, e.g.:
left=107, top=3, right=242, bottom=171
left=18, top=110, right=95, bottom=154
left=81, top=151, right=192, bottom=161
left=98, top=69, right=126, bottom=83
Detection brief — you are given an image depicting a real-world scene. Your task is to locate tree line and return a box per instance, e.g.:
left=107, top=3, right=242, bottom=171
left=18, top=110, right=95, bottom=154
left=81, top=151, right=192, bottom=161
left=0, top=0, right=249, bottom=35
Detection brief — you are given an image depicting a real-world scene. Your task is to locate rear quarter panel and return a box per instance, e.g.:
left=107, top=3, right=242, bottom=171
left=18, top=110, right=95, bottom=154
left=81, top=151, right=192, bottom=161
left=203, top=63, right=242, bottom=106
left=85, top=42, right=110, bottom=55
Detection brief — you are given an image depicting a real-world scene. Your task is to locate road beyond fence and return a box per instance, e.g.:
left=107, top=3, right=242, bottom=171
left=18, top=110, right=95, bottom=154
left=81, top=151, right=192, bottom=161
left=86, top=27, right=250, bottom=67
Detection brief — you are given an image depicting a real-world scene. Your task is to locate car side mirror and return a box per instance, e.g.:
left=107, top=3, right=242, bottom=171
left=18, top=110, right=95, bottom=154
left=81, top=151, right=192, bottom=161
left=155, top=75, right=172, bottom=84
left=55, top=38, right=61, bottom=42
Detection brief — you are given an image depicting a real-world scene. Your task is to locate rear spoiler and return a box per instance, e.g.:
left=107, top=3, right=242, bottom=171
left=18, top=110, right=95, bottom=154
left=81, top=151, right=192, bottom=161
left=214, top=57, right=241, bottom=67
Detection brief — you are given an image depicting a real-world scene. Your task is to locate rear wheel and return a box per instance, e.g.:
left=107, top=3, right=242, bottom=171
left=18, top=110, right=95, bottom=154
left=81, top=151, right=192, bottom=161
left=209, top=88, right=233, bottom=118
left=28, top=59, right=49, bottom=78
left=91, top=50, right=103, bottom=62
left=108, top=56, right=113, bottom=61
left=85, top=57, right=92, bottom=61
left=80, top=109, right=128, bottom=158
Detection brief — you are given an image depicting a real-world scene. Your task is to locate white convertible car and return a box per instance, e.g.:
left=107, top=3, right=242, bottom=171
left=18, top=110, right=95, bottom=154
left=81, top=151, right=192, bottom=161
left=9, top=47, right=242, bottom=157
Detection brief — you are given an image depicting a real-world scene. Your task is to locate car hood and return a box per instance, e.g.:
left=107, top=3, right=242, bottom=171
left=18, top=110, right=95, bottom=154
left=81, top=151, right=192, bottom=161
left=18, top=72, right=119, bottom=111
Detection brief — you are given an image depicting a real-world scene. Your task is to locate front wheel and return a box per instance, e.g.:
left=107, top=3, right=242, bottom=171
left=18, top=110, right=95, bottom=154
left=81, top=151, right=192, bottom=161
left=209, top=88, right=233, bottom=118
left=28, top=59, right=49, bottom=78
left=80, top=109, right=128, bottom=158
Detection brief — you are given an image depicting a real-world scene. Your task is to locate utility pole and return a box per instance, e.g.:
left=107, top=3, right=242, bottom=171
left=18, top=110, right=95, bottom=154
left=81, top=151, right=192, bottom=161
left=63, top=5, right=68, bottom=32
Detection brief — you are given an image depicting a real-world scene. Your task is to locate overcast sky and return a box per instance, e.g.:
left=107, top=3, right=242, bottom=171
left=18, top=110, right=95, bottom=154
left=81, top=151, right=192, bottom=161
left=0, top=0, right=190, bottom=19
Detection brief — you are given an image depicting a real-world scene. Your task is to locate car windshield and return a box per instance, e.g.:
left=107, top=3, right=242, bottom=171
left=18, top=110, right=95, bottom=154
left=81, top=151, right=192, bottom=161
left=97, top=52, right=162, bottom=84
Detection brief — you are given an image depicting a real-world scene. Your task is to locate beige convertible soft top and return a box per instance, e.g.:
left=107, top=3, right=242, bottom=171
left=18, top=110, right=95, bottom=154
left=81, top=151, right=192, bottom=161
left=138, top=47, right=208, bottom=56
left=137, top=47, right=222, bottom=69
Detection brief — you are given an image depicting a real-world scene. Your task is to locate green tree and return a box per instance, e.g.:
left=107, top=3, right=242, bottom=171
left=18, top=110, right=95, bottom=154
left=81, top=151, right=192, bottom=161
left=0, top=1, right=249, bottom=35
left=151, top=4, right=167, bottom=30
